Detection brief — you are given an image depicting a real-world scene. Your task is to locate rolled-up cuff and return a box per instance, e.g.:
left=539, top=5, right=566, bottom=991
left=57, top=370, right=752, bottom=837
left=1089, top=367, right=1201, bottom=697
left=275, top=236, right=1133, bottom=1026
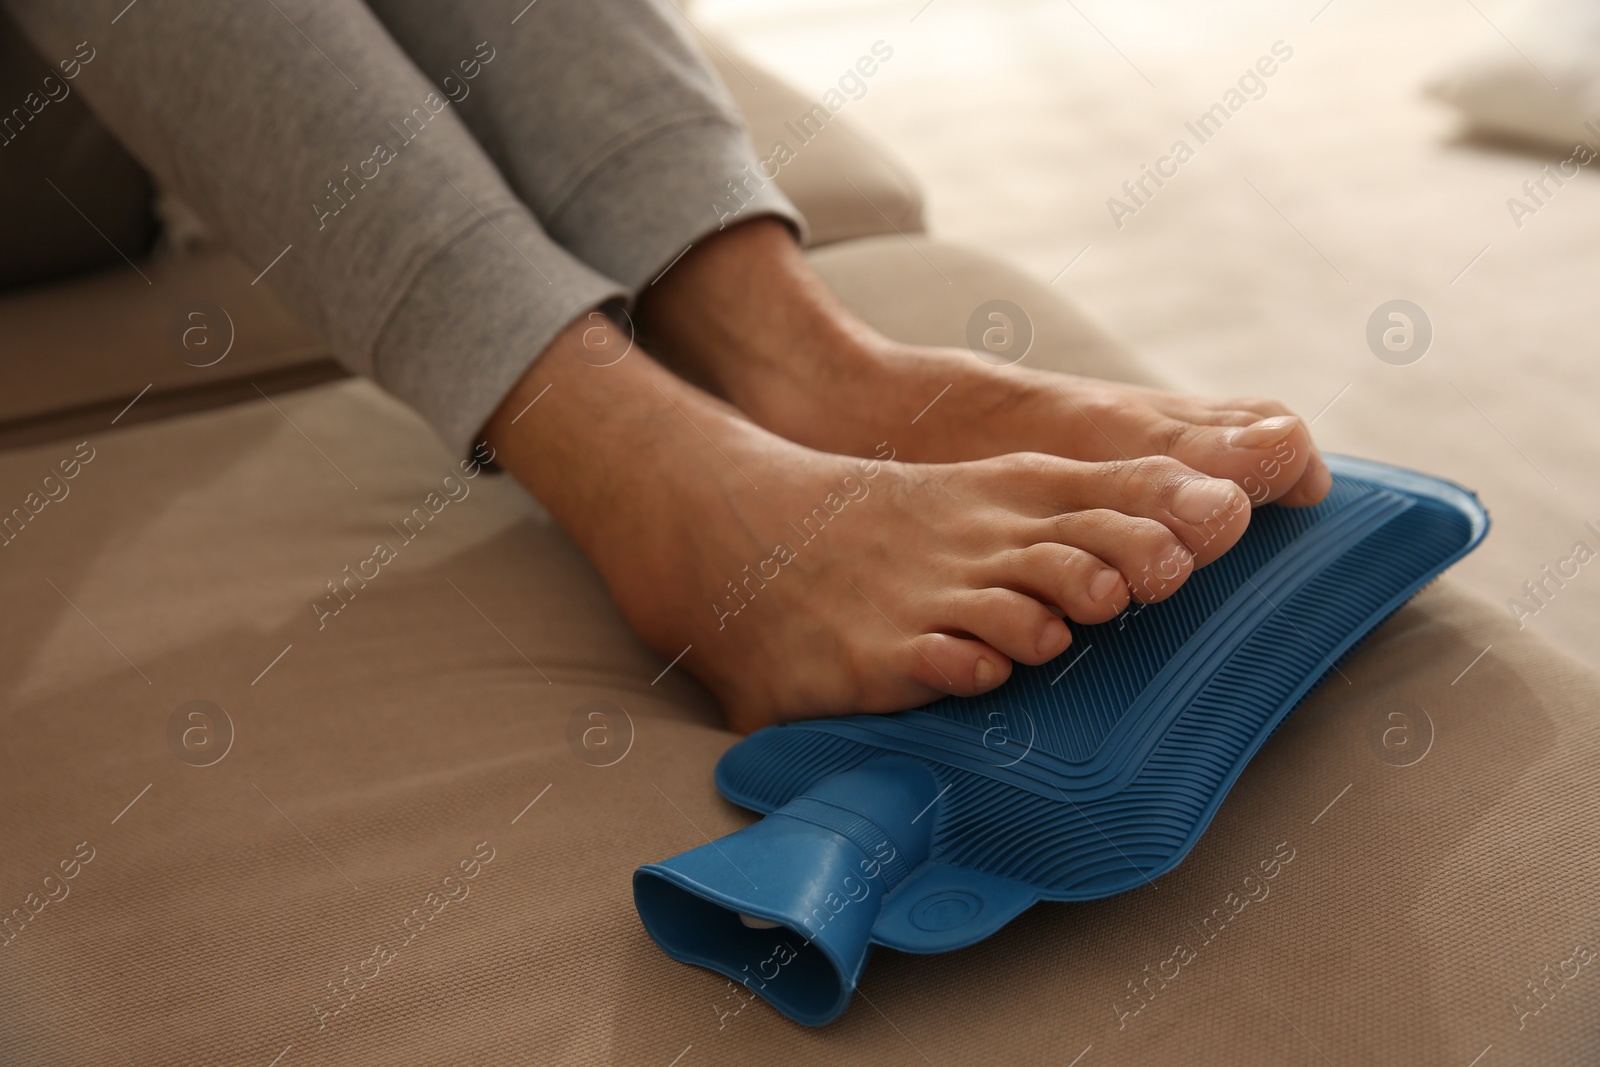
left=372, top=209, right=625, bottom=457
left=543, top=116, right=808, bottom=295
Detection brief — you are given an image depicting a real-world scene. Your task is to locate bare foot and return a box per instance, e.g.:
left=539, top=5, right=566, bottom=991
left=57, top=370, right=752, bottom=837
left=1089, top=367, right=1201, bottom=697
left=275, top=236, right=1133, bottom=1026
left=486, top=316, right=1249, bottom=732
left=635, top=219, right=1332, bottom=509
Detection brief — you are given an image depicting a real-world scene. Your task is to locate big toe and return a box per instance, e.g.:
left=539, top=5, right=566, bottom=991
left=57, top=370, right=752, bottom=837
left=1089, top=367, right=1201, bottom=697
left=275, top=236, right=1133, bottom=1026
left=1148, top=413, right=1320, bottom=506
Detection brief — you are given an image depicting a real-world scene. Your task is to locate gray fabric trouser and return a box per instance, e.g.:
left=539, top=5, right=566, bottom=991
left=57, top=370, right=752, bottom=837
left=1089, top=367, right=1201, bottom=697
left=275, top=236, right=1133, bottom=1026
left=0, top=0, right=801, bottom=454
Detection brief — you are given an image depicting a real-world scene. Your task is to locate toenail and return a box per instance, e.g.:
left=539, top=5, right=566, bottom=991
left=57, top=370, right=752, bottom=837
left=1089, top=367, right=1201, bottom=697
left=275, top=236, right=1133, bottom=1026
left=1036, top=618, right=1070, bottom=658
left=1226, top=415, right=1300, bottom=448
left=1089, top=567, right=1122, bottom=602
left=973, top=656, right=1001, bottom=690
left=1171, top=477, right=1243, bottom=523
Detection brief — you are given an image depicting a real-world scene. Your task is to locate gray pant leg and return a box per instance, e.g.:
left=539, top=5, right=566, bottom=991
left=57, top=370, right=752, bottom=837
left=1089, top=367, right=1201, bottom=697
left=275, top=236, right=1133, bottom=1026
left=1, top=0, right=624, bottom=455
left=361, top=0, right=804, bottom=292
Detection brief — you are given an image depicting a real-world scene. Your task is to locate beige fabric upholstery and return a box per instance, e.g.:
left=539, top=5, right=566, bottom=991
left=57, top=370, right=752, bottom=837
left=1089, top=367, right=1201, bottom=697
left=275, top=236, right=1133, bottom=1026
left=809, top=235, right=1160, bottom=387
left=3, top=238, right=1595, bottom=1065
left=0, top=252, right=340, bottom=451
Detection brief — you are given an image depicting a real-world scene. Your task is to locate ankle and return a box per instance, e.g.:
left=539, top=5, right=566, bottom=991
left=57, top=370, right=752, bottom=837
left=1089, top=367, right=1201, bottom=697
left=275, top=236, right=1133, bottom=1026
left=634, top=217, right=884, bottom=421
left=484, top=316, right=747, bottom=556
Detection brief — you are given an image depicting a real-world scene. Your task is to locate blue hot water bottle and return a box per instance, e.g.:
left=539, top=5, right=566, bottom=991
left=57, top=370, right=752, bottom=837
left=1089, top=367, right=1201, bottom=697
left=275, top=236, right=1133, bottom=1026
left=634, top=455, right=1488, bottom=1026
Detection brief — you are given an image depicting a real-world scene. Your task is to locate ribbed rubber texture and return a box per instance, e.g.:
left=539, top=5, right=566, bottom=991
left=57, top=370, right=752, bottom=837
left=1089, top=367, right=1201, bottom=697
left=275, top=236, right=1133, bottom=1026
left=775, top=799, right=913, bottom=888
left=715, top=456, right=1488, bottom=901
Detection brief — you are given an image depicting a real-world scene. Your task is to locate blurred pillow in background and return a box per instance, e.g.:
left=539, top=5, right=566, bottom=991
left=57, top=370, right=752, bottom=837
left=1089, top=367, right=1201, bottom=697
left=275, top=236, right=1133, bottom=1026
left=1427, top=0, right=1600, bottom=148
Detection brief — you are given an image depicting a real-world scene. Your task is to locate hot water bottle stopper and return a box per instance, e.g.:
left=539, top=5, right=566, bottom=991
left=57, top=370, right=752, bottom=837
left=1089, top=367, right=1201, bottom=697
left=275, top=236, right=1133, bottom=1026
left=634, top=454, right=1488, bottom=1025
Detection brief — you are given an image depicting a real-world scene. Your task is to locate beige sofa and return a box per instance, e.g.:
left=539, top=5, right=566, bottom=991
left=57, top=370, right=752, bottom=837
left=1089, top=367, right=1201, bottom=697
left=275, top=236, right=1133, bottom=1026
left=2, top=44, right=1596, bottom=1067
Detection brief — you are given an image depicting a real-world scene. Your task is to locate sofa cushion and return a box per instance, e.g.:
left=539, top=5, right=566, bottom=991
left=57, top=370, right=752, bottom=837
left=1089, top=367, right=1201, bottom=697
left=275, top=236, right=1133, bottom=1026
left=0, top=251, right=342, bottom=452
left=808, top=234, right=1160, bottom=386
left=2, top=238, right=1595, bottom=1065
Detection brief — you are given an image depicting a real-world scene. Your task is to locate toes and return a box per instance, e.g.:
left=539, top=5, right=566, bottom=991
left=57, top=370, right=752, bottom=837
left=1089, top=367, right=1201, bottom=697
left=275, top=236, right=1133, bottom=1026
left=1151, top=414, right=1317, bottom=506
left=1187, top=409, right=1267, bottom=429
left=990, top=453, right=1250, bottom=568
left=1049, top=508, right=1197, bottom=604
left=947, top=588, right=1073, bottom=666
left=1221, top=416, right=1320, bottom=504
left=1143, top=393, right=1294, bottom=425
left=1166, top=471, right=1253, bottom=559
left=992, top=543, right=1131, bottom=625
left=1119, top=393, right=1327, bottom=506
left=1051, top=383, right=1328, bottom=506
left=1100, top=456, right=1253, bottom=565
left=1275, top=448, right=1333, bottom=507
left=1205, top=413, right=1328, bottom=507
left=1221, top=395, right=1295, bottom=419
left=906, top=632, right=1012, bottom=696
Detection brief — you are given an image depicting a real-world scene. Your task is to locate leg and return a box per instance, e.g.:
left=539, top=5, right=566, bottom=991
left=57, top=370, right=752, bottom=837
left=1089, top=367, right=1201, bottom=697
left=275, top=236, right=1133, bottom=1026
left=1, top=0, right=1250, bottom=732
left=352, top=0, right=1327, bottom=503
left=350, top=0, right=1254, bottom=727
left=361, top=0, right=801, bottom=294
left=635, top=218, right=1335, bottom=508
left=0, top=0, right=622, bottom=455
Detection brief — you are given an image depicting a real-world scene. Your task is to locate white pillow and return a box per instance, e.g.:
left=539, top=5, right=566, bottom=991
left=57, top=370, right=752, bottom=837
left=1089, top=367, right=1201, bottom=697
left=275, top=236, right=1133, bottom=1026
left=1427, top=0, right=1600, bottom=148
